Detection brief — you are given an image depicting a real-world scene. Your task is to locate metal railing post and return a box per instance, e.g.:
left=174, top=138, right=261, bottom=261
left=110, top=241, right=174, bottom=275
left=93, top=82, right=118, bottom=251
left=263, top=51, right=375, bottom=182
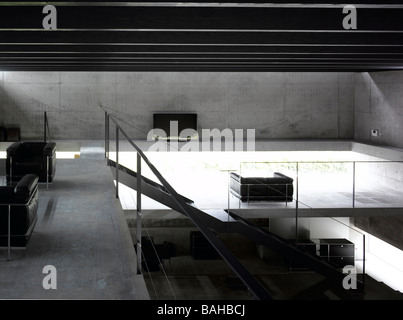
left=363, top=234, right=366, bottom=292
left=295, top=162, right=299, bottom=241
left=44, top=111, right=47, bottom=143
left=225, top=169, right=237, bottom=227
left=352, top=161, right=356, bottom=208
left=105, top=111, right=109, bottom=159
left=46, top=156, right=49, bottom=190
left=136, top=153, right=142, bottom=274
left=116, top=127, right=119, bottom=199
left=9, top=157, right=12, bottom=183
left=104, top=111, right=107, bottom=158
left=7, top=204, right=11, bottom=261
left=228, top=171, right=231, bottom=224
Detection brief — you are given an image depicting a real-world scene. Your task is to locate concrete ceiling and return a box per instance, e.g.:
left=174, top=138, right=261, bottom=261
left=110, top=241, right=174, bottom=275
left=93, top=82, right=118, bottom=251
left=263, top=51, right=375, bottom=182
left=0, top=1, right=403, bottom=72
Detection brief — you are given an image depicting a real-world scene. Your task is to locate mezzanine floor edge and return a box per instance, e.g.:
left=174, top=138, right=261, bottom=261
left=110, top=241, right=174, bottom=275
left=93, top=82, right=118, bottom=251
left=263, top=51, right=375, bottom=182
left=0, top=157, right=150, bottom=300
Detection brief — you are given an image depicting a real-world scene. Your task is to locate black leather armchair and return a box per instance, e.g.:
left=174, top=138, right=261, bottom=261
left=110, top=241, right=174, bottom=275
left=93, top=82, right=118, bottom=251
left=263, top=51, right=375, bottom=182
left=6, top=142, right=56, bottom=187
left=0, top=174, right=39, bottom=256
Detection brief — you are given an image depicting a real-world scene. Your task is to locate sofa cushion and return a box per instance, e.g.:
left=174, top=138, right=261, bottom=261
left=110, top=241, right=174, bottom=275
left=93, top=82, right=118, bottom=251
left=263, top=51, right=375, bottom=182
left=23, top=142, right=47, bottom=155
left=14, top=174, right=39, bottom=204
left=6, top=142, right=22, bottom=157
left=274, top=172, right=294, bottom=183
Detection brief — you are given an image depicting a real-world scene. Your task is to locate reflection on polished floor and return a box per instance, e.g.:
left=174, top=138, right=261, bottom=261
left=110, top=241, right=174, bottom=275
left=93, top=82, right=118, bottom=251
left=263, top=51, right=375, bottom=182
left=139, top=245, right=403, bottom=300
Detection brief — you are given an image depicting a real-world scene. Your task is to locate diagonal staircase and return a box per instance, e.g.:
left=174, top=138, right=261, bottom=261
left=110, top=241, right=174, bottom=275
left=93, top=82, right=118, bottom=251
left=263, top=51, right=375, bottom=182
left=109, top=159, right=364, bottom=299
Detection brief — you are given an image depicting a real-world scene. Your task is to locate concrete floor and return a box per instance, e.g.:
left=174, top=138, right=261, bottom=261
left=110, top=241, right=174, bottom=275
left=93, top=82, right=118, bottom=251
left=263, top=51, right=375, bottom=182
left=0, top=155, right=149, bottom=300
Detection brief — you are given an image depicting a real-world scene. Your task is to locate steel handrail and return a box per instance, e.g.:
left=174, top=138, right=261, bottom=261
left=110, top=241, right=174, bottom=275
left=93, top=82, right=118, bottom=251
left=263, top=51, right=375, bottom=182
left=105, top=112, right=273, bottom=300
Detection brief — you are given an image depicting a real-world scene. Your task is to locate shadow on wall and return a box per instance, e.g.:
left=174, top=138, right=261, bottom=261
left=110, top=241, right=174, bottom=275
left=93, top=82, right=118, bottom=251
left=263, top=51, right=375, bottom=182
left=0, top=74, right=105, bottom=140
left=1, top=71, right=357, bottom=141
left=355, top=71, right=403, bottom=149
left=0, top=84, right=45, bottom=140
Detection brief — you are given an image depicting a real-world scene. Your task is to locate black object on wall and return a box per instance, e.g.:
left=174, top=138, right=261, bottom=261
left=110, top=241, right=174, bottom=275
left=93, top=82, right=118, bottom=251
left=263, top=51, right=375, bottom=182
left=153, top=113, right=198, bottom=141
left=0, top=127, right=5, bottom=141
left=6, top=128, right=20, bottom=142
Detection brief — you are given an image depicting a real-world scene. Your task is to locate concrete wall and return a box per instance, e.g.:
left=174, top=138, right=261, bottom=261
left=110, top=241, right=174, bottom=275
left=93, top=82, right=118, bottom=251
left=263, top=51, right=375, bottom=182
left=352, top=75, right=403, bottom=194
left=354, top=216, right=403, bottom=252
left=0, top=72, right=355, bottom=140
left=350, top=142, right=403, bottom=252
left=354, top=71, right=403, bottom=149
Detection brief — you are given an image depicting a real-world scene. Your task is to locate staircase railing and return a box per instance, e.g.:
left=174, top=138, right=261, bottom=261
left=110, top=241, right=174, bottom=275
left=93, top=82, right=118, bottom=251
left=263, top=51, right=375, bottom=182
left=104, top=110, right=394, bottom=298
left=44, top=111, right=52, bottom=143
left=104, top=111, right=273, bottom=300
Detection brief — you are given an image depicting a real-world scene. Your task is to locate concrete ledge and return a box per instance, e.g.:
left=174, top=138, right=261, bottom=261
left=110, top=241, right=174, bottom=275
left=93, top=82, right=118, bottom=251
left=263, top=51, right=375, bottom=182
left=130, top=207, right=403, bottom=228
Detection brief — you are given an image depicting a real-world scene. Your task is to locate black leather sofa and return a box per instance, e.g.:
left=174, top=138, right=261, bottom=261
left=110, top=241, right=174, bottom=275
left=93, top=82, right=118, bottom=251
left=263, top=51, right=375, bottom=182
left=6, top=142, right=56, bottom=186
left=0, top=174, right=39, bottom=248
left=230, top=172, right=294, bottom=203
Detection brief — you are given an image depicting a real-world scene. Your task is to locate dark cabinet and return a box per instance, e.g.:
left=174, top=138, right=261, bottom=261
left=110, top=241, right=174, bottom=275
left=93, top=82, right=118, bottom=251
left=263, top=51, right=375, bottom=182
left=139, top=237, right=161, bottom=272
left=319, top=238, right=355, bottom=268
left=287, top=238, right=317, bottom=270
left=190, top=231, right=218, bottom=260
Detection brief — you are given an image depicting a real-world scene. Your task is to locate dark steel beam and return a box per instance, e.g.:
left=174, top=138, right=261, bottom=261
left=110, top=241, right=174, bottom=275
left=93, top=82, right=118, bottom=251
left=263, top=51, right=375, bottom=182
left=0, top=2, right=402, bottom=72
left=0, top=6, right=402, bottom=31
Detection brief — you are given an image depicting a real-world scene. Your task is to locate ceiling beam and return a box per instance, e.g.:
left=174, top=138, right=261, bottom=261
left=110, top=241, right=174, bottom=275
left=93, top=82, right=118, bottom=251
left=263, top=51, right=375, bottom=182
left=0, top=2, right=402, bottom=72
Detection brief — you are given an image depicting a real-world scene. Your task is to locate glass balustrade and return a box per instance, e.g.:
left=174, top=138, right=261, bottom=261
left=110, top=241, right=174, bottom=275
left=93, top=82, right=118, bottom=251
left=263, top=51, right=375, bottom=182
left=104, top=111, right=403, bottom=298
